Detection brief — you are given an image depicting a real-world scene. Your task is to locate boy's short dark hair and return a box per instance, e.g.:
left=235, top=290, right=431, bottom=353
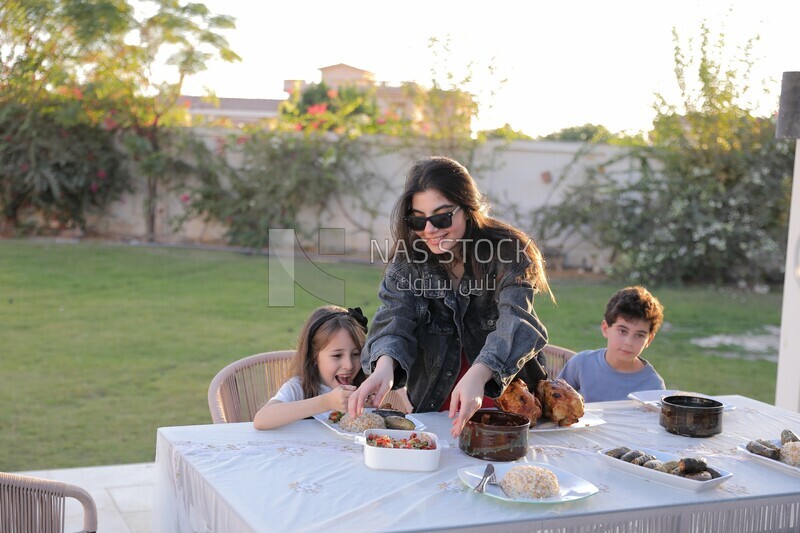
left=604, top=286, right=664, bottom=335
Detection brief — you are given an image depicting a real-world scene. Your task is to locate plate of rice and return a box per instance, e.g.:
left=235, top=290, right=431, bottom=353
left=457, top=463, right=598, bottom=503
left=313, top=409, right=426, bottom=437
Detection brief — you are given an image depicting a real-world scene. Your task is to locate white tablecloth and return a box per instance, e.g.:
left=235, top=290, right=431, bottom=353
left=153, top=395, right=800, bottom=533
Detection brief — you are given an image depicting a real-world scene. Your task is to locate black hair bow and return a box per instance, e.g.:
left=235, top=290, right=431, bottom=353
left=347, top=307, right=369, bottom=332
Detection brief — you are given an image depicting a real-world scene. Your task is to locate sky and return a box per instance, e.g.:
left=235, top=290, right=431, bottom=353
left=179, top=0, right=800, bottom=138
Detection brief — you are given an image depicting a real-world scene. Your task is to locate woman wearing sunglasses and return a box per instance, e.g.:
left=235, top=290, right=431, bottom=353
left=348, top=155, right=552, bottom=438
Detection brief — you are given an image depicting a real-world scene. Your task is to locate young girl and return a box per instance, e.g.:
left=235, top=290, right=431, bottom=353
left=254, top=305, right=369, bottom=430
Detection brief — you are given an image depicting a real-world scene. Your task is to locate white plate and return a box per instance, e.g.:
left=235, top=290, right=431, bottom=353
left=458, top=462, right=599, bottom=503
left=627, top=390, right=736, bottom=411
left=313, top=409, right=426, bottom=437
left=531, top=412, right=607, bottom=432
left=597, top=446, right=733, bottom=492
left=737, top=439, right=800, bottom=477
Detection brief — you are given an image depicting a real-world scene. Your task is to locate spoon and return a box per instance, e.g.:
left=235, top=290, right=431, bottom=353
left=473, top=463, right=495, bottom=493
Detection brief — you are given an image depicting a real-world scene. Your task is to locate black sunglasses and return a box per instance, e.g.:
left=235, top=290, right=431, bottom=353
left=404, top=206, right=461, bottom=231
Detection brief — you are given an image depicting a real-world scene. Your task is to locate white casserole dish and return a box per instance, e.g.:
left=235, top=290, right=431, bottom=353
left=354, top=429, right=441, bottom=472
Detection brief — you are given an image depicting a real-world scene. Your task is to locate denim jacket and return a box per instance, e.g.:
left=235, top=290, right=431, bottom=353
left=362, top=255, right=549, bottom=413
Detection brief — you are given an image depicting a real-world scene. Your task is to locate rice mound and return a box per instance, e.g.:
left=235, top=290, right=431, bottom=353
left=780, top=441, right=800, bottom=467
left=500, top=465, right=560, bottom=499
left=338, top=412, right=386, bottom=433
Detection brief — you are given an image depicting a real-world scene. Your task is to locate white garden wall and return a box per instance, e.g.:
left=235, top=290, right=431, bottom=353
left=89, top=134, right=637, bottom=271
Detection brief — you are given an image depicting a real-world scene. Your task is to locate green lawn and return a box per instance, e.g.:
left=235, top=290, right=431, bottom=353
left=0, top=240, right=783, bottom=471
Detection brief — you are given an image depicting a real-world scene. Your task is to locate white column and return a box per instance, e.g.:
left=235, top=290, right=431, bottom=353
left=776, top=139, right=800, bottom=412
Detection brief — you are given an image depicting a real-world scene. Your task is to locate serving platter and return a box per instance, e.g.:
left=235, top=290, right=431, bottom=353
left=458, top=462, right=599, bottom=504
left=531, top=412, right=606, bottom=432
left=597, top=446, right=733, bottom=492
left=628, top=390, right=736, bottom=411
left=737, top=439, right=800, bottom=477
left=313, top=409, right=426, bottom=437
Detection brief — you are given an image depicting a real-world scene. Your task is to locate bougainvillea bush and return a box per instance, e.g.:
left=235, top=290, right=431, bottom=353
left=0, top=102, right=131, bottom=233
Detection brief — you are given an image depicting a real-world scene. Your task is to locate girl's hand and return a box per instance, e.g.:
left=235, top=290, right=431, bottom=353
left=448, top=363, right=494, bottom=438
left=348, top=355, right=395, bottom=418
left=325, top=385, right=356, bottom=413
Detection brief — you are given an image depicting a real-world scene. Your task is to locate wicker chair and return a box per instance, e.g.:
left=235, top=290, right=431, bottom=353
left=208, top=350, right=295, bottom=423
left=0, top=472, right=97, bottom=533
left=208, top=350, right=416, bottom=422
left=542, top=344, right=577, bottom=378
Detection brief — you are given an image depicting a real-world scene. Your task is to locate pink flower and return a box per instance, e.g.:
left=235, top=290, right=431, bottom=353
left=294, top=123, right=303, bottom=131
left=327, top=89, right=338, bottom=99
left=96, top=170, right=107, bottom=179
left=236, top=135, right=248, bottom=145
left=90, top=182, right=99, bottom=193
left=19, top=163, right=30, bottom=172
left=215, top=137, right=226, bottom=155
left=307, top=103, right=328, bottom=116
left=180, top=193, right=190, bottom=203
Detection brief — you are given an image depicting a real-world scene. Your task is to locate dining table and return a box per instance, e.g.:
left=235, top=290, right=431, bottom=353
left=152, top=394, right=800, bottom=533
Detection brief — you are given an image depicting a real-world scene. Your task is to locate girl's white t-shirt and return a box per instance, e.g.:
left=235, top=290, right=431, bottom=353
left=270, top=376, right=331, bottom=403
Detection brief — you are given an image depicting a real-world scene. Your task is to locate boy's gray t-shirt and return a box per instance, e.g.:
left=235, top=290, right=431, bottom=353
left=556, top=348, right=665, bottom=403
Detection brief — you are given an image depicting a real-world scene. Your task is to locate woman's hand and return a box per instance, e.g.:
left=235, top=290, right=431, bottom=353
left=448, top=363, right=494, bottom=438
left=325, top=385, right=356, bottom=413
left=348, top=355, right=396, bottom=418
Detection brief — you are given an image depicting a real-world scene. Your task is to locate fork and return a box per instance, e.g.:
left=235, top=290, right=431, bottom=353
left=487, top=472, right=511, bottom=497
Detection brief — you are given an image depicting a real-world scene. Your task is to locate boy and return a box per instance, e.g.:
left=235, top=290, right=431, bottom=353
left=557, top=286, right=665, bottom=402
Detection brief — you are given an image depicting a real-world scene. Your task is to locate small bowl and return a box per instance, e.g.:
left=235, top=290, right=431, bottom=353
left=459, top=409, right=530, bottom=461
left=659, top=395, right=723, bottom=438
left=356, top=429, right=441, bottom=471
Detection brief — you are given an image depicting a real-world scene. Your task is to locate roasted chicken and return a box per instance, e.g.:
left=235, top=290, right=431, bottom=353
left=497, top=378, right=542, bottom=427
left=535, top=378, right=585, bottom=427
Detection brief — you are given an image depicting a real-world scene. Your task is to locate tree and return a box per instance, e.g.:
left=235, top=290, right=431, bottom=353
left=539, top=124, right=614, bottom=143
left=532, top=23, right=794, bottom=286
left=479, top=123, right=533, bottom=141
left=0, top=0, right=132, bottom=112
left=84, top=0, right=240, bottom=241
left=0, top=0, right=135, bottom=231
left=0, top=0, right=240, bottom=240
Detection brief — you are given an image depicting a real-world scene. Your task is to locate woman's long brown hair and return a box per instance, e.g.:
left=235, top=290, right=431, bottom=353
left=389, top=156, right=553, bottom=300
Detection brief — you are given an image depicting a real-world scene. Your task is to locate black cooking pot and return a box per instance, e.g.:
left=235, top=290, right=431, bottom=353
left=459, top=409, right=530, bottom=461
left=659, top=395, right=723, bottom=438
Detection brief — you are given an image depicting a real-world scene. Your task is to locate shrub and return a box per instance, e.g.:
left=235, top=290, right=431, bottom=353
left=0, top=103, right=131, bottom=232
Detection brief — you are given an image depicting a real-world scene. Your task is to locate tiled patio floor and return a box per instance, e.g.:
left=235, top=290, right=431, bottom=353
left=14, top=462, right=154, bottom=533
